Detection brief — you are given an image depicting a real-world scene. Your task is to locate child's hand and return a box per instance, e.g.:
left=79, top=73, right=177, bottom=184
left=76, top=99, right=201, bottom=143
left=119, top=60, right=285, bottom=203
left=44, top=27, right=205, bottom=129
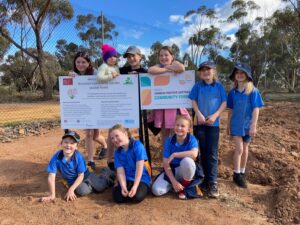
left=68, top=72, right=77, bottom=78
left=128, top=185, right=138, bottom=198
left=197, top=113, right=206, bottom=125
left=112, top=71, right=119, bottom=78
left=121, top=186, right=129, bottom=197
left=64, top=189, right=77, bottom=202
left=249, top=124, right=257, bottom=137
left=205, top=114, right=217, bottom=125
left=40, top=195, right=55, bottom=203
left=171, top=180, right=184, bottom=193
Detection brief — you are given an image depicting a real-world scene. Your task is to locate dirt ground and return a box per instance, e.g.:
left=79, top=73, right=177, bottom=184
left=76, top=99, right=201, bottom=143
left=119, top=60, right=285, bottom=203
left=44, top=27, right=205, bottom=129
left=0, top=101, right=299, bottom=225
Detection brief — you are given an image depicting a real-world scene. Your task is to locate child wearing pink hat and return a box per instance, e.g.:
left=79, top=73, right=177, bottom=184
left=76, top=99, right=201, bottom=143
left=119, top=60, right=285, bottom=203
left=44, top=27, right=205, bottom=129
left=96, top=44, right=120, bottom=83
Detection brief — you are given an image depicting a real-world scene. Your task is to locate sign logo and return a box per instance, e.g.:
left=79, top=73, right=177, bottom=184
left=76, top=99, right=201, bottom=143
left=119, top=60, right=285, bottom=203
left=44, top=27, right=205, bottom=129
left=63, top=78, right=73, bottom=85
left=123, top=77, right=133, bottom=85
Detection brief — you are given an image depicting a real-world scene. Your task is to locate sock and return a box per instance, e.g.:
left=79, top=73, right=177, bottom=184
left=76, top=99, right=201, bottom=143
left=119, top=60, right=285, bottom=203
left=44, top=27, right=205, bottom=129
left=240, top=168, right=246, bottom=174
left=181, top=179, right=191, bottom=187
left=234, top=170, right=240, bottom=174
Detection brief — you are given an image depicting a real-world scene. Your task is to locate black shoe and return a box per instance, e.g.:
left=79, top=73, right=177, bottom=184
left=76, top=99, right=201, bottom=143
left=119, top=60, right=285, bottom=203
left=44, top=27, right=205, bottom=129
left=87, top=161, right=96, bottom=172
left=98, top=148, right=107, bottom=160
left=208, top=183, right=219, bottom=198
left=233, top=173, right=247, bottom=188
left=240, top=173, right=248, bottom=188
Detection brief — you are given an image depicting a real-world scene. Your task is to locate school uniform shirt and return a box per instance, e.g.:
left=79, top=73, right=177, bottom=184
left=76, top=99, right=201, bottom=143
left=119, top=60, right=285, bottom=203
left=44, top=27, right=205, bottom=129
left=119, top=66, right=147, bottom=74
left=189, top=81, right=227, bottom=127
left=47, top=150, right=90, bottom=186
left=114, top=139, right=151, bottom=187
left=227, top=87, right=264, bottom=136
left=163, top=133, right=198, bottom=168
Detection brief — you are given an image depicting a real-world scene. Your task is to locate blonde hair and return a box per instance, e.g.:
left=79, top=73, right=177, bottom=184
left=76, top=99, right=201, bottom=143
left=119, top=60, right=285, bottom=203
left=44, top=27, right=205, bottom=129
left=108, top=124, right=131, bottom=138
left=198, top=68, right=218, bottom=82
left=233, top=80, right=254, bottom=95
left=175, top=115, right=192, bottom=128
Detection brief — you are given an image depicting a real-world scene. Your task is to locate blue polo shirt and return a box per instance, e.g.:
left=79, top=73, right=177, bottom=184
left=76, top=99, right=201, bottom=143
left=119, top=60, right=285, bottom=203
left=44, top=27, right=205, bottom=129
left=189, top=81, right=227, bottom=126
left=163, top=133, right=198, bottom=168
left=47, top=150, right=90, bottom=186
left=227, top=87, right=264, bottom=136
left=114, top=139, right=151, bottom=187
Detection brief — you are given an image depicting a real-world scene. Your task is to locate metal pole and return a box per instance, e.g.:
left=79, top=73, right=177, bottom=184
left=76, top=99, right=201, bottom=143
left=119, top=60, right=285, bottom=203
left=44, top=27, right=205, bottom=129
left=101, top=11, right=104, bottom=45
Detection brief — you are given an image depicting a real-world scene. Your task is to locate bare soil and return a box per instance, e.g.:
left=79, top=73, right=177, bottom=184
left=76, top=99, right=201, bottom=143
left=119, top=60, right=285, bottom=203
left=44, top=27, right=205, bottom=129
left=0, top=101, right=299, bottom=225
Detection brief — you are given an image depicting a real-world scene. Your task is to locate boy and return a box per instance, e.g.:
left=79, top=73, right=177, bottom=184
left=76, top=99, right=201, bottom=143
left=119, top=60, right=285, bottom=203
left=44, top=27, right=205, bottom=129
left=41, top=130, right=113, bottom=202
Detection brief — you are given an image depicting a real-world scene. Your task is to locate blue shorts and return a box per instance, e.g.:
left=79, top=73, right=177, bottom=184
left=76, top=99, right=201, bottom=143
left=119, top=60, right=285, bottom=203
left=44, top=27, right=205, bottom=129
left=232, top=134, right=252, bottom=143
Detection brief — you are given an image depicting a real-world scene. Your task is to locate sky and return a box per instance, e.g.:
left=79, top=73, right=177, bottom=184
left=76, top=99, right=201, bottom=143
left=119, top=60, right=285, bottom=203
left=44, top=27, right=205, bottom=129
left=4, top=0, right=289, bottom=63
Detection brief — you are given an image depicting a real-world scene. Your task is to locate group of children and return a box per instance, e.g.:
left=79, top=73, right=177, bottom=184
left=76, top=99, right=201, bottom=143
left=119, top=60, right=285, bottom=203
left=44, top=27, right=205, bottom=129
left=41, top=44, right=264, bottom=203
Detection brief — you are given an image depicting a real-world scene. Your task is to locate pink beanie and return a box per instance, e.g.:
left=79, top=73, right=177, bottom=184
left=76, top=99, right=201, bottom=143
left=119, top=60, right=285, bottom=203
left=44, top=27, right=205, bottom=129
left=101, top=44, right=119, bottom=63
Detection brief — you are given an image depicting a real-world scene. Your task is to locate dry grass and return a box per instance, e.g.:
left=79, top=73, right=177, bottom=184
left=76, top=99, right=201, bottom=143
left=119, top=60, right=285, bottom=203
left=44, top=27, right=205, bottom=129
left=0, top=102, right=60, bottom=125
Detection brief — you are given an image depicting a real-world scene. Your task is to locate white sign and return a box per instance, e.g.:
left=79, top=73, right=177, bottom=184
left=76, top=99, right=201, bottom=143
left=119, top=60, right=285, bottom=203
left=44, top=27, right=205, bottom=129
left=59, top=75, right=140, bottom=129
left=139, top=71, right=195, bottom=110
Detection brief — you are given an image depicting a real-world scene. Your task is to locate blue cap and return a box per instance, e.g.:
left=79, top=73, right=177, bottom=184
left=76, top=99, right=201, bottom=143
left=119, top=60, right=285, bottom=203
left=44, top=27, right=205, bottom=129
left=198, top=61, right=216, bottom=70
left=230, top=62, right=253, bottom=81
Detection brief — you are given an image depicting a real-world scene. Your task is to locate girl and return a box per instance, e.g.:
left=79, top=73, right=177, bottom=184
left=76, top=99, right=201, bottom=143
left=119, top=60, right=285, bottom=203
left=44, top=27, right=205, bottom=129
left=152, top=115, right=202, bottom=199
left=96, top=44, right=120, bottom=82
left=188, top=61, right=227, bottom=198
left=70, top=52, right=108, bottom=170
left=227, top=62, right=264, bottom=188
left=109, top=124, right=151, bottom=203
left=148, top=46, right=190, bottom=146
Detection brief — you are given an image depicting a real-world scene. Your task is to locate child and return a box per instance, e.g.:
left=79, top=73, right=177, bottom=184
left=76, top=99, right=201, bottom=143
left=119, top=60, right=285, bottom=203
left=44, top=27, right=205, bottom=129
left=227, top=62, right=264, bottom=188
left=152, top=115, right=203, bottom=199
left=70, top=52, right=108, bottom=171
left=96, top=44, right=120, bottom=82
left=148, top=46, right=190, bottom=146
left=109, top=124, right=151, bottom=203
left=188, top=61, right=227, bottom=198
left=120, top=46, right=147, bottom=74
left=41, top=130, right=112, bottom=202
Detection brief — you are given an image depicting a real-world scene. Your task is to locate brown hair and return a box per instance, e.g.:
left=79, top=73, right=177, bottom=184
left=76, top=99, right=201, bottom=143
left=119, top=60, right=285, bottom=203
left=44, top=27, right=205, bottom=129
left=108, top=124, right=132, bottom=139
left=175, top=115, right=192, bottom=128
left=158, top=46, right=174, bottom=59
left=73, top=51, right=94, bottom=75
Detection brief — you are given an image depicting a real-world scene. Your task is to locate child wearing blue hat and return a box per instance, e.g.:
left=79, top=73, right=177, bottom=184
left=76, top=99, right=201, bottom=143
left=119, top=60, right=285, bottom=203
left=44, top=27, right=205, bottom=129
left=188, top=61, right=227, bottom=198
left=227, top=62, right=264, bottom=188
left=109, top=124, right=151, bottom=203
left=41, top=130, right=113, bottom=202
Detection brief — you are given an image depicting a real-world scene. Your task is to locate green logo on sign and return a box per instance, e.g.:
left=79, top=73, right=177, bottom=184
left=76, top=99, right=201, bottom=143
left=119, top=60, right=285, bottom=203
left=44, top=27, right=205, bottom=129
left=123, top=77, right=133, bottom=85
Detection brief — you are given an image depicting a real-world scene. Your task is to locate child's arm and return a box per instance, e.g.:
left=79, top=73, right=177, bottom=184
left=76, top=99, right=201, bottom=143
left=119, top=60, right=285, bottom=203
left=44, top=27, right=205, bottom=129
left=116, top=167, right=129, bottom=197
left=41, top=173, right=56, bottom=202
left=148, top=64, right=172, bottom=74
left=192, top=100, right=206, bottom=124
left=206, top=101, right=227, bottom=125
left=64, top=172, right=84, bottom=202
left=165, top=61, right=185, bottom=73
left=227, top=109, right=232, bottom=135
left=163, top=158, right=184, bottom=193
left=249, top=108, right=260, bottom=137
left=128, top=160, right=144, bottom=198
left=167, top=148, right=198, bottom=165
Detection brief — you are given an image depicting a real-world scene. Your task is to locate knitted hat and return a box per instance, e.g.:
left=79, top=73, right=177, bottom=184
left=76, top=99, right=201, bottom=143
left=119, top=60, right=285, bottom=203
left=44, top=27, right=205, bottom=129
left=101, top=44, right=119, bottom=63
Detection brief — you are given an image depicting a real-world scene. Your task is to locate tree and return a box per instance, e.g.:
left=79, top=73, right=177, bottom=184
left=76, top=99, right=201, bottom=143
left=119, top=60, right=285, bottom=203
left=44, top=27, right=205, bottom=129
left=75, top=13, right=118, bottom=60
left=0, top=28, right=10, bottom=61
left=146, top=41, right=163, bottom=67
left=0, top=0, right=73, bottom=99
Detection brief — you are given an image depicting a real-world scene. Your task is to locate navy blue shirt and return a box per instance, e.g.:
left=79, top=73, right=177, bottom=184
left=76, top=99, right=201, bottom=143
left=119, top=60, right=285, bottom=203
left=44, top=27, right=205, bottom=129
left=163, top=133, right=198, bottom=168
left=114, top=139, right=151, bottom=187
left=47, top=150, right=90, bottom=186
left=227, top=87, right=264, bottom=136
left=189, top=81, right=227, bottom=127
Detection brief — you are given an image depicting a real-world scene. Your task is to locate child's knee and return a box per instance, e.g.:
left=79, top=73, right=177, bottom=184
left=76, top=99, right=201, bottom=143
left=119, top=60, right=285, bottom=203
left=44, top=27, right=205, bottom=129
left=152, top=181, right=168, bottom=196
left=75, top=183, right=92, bottom=196
left=87, top=173, right=108, bottom=192
left=180, top=157, right=196, bottom=180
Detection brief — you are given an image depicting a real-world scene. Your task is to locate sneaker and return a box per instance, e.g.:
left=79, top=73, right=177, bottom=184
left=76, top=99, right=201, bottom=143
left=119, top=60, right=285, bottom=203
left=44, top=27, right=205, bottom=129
left=178, top=191, right=187, bottom=200
left=240, top=173, right=248, bottom=188
left=87, top=161, right=96, bottom=172
left=98, top=148, right=107, bottom=160
left=208, top=183, right=219, bottom=198
left=233, top=173, right=247, bottom=188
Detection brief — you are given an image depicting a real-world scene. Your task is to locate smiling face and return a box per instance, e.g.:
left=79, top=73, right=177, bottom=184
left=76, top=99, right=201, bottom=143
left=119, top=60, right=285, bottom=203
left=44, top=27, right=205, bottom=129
left=75, top=57, right=90, bottom=74
left=106, top=56, right=118, bottom=66
left=126, top=53, right=142, bottom=68
left=61, top=137, right=77, bottom=158
left=110, top=129, right=129, bottom=149
left=159, top=49, right=174, bottom=66
left=174, top=117, right=190, bottom=138
left=198, top=66, right=214, bottom=83
left=234, top=70, right=247, bottom=82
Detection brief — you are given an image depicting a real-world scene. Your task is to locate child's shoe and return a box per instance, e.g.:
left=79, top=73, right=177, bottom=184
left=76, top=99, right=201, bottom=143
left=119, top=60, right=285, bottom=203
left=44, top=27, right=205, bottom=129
left=233, top=173, right=247, bottom=188
left=240, top=173, right=248, bottom=188
left=208, top=183, right=219, bottom=198
left=178, top=179, right=191, bottom=200
left=98, top=148, right=107, bottom=160
left=87, top=161, right=96, bottom=172
left=178, top=191, right=187, bottom=200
